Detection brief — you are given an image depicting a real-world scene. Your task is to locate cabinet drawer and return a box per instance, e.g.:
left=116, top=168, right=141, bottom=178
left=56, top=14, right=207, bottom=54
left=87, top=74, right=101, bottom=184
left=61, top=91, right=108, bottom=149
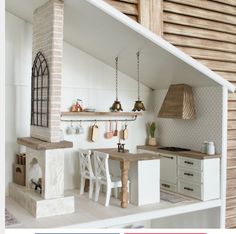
left=178, top=180, right=201, bottom=199
left=160, top=154, right=177, bottom=184
left=160, top=180, right=177, bottom=192
left=178, top=167, right=202, bottom=183
left=178, top=156, right=202, bottom=171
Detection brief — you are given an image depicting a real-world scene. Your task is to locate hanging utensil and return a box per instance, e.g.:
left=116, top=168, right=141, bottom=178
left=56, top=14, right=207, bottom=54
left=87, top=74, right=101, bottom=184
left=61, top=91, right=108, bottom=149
left=79, top=120, right=84, bottom=134
left=113, top=121, right=118, bottom=137
left=91, top=122, right=99, bottom=142
left=105, top=121, right=113, bottom=139
left=122, top=122, right=128, bottom=140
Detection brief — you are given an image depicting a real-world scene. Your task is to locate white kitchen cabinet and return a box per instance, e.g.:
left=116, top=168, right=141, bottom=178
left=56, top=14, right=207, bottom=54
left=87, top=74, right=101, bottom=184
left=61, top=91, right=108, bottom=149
left=178, top=156, right=220, bottom=201
left=137, top=148, right=220, bottom=201
left=137, top=149, right=177, bottom=192
left=160, top=154, right=177, bottom=192
left=129, top=159, right=160, bottom=206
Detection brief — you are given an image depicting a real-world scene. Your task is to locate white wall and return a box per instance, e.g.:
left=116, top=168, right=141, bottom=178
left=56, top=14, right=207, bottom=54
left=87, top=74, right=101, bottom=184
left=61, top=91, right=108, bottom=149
left=5, top=12, right=32, bottom=195
left=154, top=87, right=222, bottom=153
left=5, top=12, right=154, bottom=194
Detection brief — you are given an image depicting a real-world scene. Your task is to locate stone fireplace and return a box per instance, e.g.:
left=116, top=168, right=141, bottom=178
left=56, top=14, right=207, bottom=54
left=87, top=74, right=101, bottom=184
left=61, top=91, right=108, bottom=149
left=9, top=0, right=74, bottom=218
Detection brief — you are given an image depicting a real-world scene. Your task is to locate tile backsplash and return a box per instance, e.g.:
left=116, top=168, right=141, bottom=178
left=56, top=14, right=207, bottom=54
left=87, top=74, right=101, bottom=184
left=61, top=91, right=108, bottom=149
left=154, top=87, right=222, bottom=154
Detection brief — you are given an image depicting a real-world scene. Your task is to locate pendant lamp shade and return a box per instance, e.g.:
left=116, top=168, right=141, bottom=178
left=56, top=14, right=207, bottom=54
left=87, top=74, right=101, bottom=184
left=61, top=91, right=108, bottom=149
left=110, top=57, right=123, bottom=112
left=132, top=51, right=145, bottom=112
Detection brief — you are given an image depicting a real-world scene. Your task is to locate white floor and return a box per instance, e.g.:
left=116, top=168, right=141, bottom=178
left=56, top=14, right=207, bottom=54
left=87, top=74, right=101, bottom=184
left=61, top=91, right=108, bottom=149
left=6, top=190, right=221, bottom=229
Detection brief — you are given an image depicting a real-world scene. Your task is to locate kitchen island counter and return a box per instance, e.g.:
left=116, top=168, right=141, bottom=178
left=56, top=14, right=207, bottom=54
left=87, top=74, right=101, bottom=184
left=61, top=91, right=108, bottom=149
left=92, top=148, right=161, bottom=208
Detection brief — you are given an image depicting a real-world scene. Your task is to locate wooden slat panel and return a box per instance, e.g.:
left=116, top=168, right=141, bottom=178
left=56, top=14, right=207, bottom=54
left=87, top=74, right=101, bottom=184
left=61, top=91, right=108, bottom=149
left=216, top=72, right=236, bottom=82
left=227, top=207, right=236, bottom=218
left=164, top=23, right=236, bottom=43
left=127, top=14, right=138, bottom=21
left=227, top=186, right=236, bottom=198
left=227, top=150, right=236, bottom=159
left=177, top=46, right=236, bottom=63
left=163, top=1, right=236, bottom=25
left=138, top=0, right=150, bottom=29
left=104, top=0, right=138, bottom=15
left=139, top=0, right=163, bottom=36
left=164, top=12, right=236, bottom=35
left=197, top=59, right=236, bottom=73
left=115, top=0, right=138, bottom=4
left=228, top=139, right=236, bottom=149
left=228, top=121, right=236, bottom=130
left=227, top=197, right=236, bottom=209
left=228, top=130, right=236, bottom=140
left=212, top=0, right=236, bottom=7
left=228, top=93, right=236, bottom=102
left=227, top=178, right=236, bottom=187
left=228, top=111, right=236, bottom=120
left=228, top=101, right=236, bottom=110
left=226, top=216, right=236, bottom=228
left=164, top=34, right=236, bottom=54
left=227, top=167, right=236, bottom=179
left=166, top=0, right=236, bottom=16
left=228, top=157, right=236, bottom=168
left=150, top=0, right=163, bottom=36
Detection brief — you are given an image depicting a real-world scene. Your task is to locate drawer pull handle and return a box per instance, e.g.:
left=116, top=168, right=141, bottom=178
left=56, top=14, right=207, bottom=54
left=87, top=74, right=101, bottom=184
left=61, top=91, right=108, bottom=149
left=161, top=183, right=170, bottom=188
left=184, top=161, right=194, bottom=165
left=184, top=172, right=194, bottom=176
left=184, top=187, right=194, bottom=191
left=162, top=155, right=174, bottom=160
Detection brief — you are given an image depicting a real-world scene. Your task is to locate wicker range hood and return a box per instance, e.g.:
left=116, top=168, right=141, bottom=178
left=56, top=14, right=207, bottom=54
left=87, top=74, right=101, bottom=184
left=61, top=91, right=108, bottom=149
left=158, top=84, right=196, bottom=120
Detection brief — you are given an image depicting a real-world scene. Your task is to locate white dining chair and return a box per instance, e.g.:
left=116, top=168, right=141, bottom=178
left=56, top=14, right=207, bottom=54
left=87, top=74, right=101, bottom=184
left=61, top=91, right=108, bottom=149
left=78, top=149, right=96, bottom=199
left=93, top=151, right=129, bottom=207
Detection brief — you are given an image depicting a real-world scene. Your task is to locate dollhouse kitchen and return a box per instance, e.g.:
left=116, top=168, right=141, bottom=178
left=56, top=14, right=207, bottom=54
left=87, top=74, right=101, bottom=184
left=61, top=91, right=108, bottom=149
left=5, top=0, right=235, bottom=229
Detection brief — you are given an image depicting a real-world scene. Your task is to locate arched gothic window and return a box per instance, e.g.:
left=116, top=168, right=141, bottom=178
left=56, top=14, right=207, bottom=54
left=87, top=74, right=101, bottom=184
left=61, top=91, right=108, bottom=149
left=31, top=52, right=49, bottom=127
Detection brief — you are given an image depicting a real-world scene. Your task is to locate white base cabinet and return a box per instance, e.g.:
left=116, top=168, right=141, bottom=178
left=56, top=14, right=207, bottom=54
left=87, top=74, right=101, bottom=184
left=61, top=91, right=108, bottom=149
left=137, top=149, right=220, bottom=201
left=177, top=156, right=220, bottom=201
left=129, top=159, right=160, bottom=206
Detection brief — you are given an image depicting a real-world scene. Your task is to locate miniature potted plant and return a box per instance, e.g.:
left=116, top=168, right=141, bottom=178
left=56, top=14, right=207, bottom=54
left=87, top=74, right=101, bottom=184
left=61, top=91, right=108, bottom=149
left=147, top=122, right=157, bottom=146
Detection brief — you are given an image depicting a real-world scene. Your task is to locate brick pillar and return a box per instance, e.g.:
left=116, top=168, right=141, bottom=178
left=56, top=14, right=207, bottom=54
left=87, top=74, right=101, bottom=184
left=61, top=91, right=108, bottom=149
left=30, top=0, right=64, bottom=142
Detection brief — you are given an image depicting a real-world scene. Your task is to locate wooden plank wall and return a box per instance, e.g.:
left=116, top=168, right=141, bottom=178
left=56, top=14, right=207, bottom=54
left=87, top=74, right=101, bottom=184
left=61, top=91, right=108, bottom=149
left=104, top=0, right=163, bottom=35
left=162, top=0, right=236, bottom=227
left=105, top=0, right=236, bottom=228
left=104, top=0, right=139, bottom=22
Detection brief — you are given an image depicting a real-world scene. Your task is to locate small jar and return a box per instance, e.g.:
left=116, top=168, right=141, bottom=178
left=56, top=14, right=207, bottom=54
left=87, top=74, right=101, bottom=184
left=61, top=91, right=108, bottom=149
left=201, top=141, right=208, bottom=154
left=207, top=142, right=215, bottom=155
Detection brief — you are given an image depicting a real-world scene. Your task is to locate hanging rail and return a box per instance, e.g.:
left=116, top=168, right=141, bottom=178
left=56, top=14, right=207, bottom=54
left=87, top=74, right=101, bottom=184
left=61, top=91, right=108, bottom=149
left=61, top=115, right=137, bottom=123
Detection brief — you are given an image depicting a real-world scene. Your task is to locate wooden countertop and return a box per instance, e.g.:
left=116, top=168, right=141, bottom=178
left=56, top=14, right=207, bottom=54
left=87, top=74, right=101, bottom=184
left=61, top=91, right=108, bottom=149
left=17, top=137, right=73, bottom=150
left=92, top=148, right=161, bottom=162
left=137, top=145, right=221, bottom=160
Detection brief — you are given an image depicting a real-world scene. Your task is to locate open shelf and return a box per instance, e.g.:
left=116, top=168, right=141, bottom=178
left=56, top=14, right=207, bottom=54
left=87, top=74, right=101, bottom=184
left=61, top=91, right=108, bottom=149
left=61, top=112, right=142, bottom=117
left=60, top=111, right=142, bottom=123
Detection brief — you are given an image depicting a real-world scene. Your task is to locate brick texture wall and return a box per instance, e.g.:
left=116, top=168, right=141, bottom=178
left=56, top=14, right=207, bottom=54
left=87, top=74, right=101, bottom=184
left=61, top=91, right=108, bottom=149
left=30, top=0, right=64, bottom=142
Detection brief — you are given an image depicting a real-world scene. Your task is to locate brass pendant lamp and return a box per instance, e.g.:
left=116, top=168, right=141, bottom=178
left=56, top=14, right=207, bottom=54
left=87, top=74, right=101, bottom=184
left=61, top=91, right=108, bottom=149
left=111, top=57, right=123, bottom=112
left=132, top=51, right=145, bottom=112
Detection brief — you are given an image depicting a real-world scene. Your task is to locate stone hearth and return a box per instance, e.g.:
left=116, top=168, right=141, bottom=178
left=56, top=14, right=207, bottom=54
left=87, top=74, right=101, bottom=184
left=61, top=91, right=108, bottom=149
left=9, top=137, right=74, bottom=218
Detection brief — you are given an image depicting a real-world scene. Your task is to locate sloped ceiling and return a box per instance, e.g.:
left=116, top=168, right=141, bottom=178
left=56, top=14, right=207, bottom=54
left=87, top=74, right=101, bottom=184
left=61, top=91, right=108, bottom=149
left=6, top=0, right=235, bottom=92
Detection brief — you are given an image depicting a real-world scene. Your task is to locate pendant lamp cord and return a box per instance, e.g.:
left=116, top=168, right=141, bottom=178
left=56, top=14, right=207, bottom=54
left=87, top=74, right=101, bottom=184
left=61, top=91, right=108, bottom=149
left=115, top=56, right=118, bottom=101
left=137, top=51, right=140, bottom=101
